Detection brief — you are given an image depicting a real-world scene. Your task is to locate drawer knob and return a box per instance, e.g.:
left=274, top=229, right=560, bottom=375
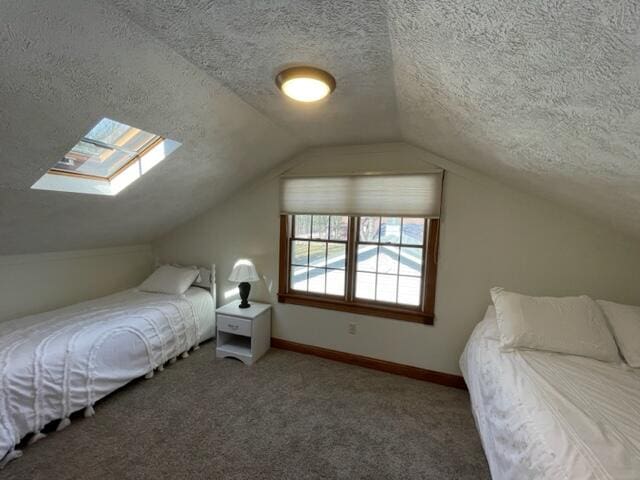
left=228, top=324, right=239, bottom=330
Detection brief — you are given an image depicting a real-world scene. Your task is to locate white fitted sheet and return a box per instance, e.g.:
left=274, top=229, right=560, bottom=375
left=0, top=287, right=215, bottom=462
left=460, top=306, right=640, bottom=480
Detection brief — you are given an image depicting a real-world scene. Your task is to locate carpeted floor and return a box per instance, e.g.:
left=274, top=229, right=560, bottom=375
left=3, top=344, right=490, bottom=479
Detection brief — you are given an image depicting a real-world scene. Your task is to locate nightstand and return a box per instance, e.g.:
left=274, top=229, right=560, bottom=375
left=215, top=301, right=271, bottom=365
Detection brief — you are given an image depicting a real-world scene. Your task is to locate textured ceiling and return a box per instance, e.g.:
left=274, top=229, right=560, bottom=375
left=0, top=0, right=302, bottom=254
left=110, top=0, right=401, bottom=146
left=388, top=0, right=640, bottom=237
left=1, top=0, right=639, bottom=254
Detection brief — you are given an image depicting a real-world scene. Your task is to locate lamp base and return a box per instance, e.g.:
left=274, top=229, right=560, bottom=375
left=238, top=282, right=251, bottom=309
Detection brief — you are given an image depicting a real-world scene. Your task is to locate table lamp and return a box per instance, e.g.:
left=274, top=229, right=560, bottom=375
left=228, top=259, right=260, bottom=308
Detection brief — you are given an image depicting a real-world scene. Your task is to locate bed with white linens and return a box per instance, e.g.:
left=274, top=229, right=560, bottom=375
left=461, top=298, right=640, bottom=480
left=0, top=264, right=216, bottom=466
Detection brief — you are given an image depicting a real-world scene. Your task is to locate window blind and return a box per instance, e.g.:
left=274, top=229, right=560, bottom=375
left=280, top=173, right=443, bottom=217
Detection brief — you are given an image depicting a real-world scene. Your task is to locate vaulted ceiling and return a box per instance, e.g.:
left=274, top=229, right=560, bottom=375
left=1, top=0, right=638, bottom=254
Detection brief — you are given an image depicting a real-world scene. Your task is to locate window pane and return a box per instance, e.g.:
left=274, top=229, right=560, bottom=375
left=292, top=240, right=309, bottom=265
left=78, top=147, right=133, bottom=178
left=329, top=216, right=348, bottom=241
left=399, top=247, right=423, bottom=277
left=401, top=218, right=425, bottom=245
left=311, top=215, right=330, bottom=240
left=70, top=139, right=108, bottom=158
left=294, top=215, right=311, bottom=239
left=376, top=274, right=397, bottom=303
left=327, top=243, right=346, bottom=269
left=86, top=117, right=159, bottom=151
left=291, top=266, right=308, bottom=291
left=398, top=276, right=421, bottom=306
left=357, top=245, right=378, bottom=272
left=55, top=141, right=135, bottom=178
left=326, top=269, right=346, bottom=296
left=377, top=246, right=399, bottom=274
left=86, top=118, right=135, bottom=146
left=54, top=142, right=107, bottom=171
left=359, top=217, right=380, bottom=242
left=355, top=272, right=376, bottom=300
left=380, top=217, right=401, bottom=243
left=309, top=241, right=327, bottom=267
left=308, top=268, right=326, bottom=293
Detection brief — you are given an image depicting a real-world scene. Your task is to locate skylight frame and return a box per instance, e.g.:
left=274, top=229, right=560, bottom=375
left=47, top=134, right=165, bottom=183
left=31, top=117, right=181, bottom=196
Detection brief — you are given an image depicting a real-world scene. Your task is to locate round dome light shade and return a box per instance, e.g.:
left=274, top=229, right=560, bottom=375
left=276, top=67, right=336, bottom=102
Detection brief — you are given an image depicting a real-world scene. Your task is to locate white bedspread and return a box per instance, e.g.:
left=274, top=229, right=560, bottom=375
left=0, top=287, right=214, bottom=462
left=461, top=306, right=640, bottom=480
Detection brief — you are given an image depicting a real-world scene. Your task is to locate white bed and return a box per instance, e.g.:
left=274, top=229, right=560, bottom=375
left=0, top=271, right=216, bottom=466
left=461, top=306, right=640, bottom=480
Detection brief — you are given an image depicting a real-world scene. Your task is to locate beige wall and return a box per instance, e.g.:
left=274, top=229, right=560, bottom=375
left=154, top=143, right=640, bottom=374
left=0, top=245, right=153, bottom=322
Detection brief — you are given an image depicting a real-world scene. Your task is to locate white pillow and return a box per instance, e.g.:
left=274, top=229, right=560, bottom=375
left=170, top=264, right=201, bottom=282
left=597, top=300, right=640, bottom=367
left=490, top=287, right=619, bottom=362
left=139, top=265, right=199, bottom=295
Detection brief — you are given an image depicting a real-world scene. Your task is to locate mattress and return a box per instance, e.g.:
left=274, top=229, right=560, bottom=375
left=460, top=306, right=640, bottom=480
left=0, top=286, right=215, bottom=464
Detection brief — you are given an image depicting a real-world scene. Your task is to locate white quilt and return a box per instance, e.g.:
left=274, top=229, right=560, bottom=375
left=0, top=287, right=215, bottom=464
left=461, top=306, right=640, bottom=480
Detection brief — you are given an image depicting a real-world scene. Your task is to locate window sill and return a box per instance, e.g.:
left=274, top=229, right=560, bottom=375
left=277, top=293, right=434, bottom=325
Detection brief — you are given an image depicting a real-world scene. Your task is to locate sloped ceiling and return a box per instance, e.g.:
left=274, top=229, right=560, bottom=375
left=0, top=0, right=305, bottom=255
left=1, top=0, right=638, bottom=254
left=387, top=0, right=640, bottom=237
left=111, top=0, right=401, bottom=146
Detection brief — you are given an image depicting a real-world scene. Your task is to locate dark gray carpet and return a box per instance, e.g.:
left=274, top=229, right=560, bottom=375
left=4, top=344, right=490, bottom=479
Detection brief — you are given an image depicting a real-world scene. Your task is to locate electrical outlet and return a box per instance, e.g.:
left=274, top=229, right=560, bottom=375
left=348, top=323, right=357, bottom=335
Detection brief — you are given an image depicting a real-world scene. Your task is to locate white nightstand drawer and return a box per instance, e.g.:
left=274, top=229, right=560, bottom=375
left=218, top=315, right=252, bottom=337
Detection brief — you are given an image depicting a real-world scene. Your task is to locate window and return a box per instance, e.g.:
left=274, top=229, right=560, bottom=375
left=278, top=172, right=443, bottom=324
left=51, top=118, right=159, bottom=179
left=31, top=118, right=181, bottom=196
left=355, top=216, right=424, bottom=306
left=279, top=214, right=440, bottom=324
left=289, top=215, right=348, bottom=296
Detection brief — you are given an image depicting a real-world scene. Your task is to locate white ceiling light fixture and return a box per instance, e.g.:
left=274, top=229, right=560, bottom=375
left=275, top=66, right=336, bottom=102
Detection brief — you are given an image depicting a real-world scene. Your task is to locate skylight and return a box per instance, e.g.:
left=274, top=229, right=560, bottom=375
left=32, top=118, right=181, bottom=196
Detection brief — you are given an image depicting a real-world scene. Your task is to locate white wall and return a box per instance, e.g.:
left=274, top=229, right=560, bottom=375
left=0, top=245, right=153, bottom=322
left=154, top=143, right=640, bottom=374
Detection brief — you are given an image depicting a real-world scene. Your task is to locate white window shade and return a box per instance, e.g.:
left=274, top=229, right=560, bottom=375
left=280, top=173, right=443, bottom=217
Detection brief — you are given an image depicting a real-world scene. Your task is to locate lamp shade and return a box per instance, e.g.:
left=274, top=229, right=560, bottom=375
left=228, top=259, right=260, bottom=283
